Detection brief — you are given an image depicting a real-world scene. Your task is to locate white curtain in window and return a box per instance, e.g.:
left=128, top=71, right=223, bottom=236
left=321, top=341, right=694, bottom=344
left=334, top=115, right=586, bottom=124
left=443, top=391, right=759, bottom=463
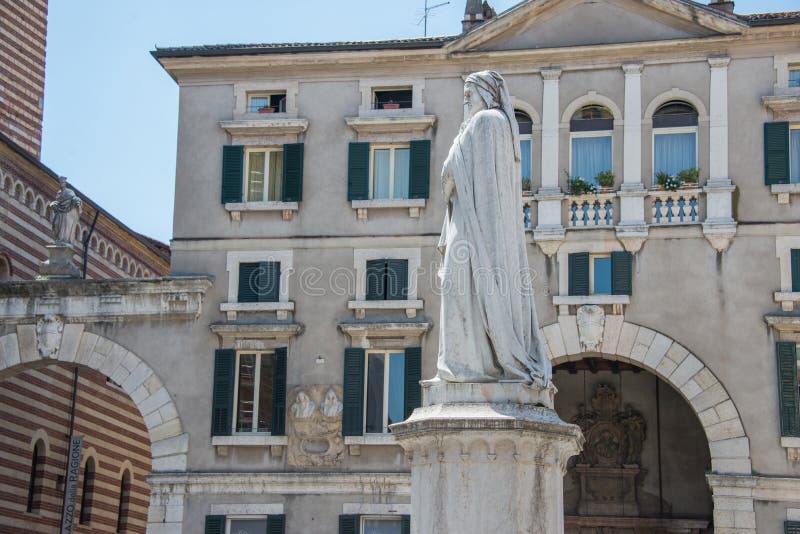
left=373, top=149, right=391, bottom=199
left=520, top=139, right=532, bottom=182
left=571, top=136, right=611, bottom=185
left=791, top=130, right=800, bottom=183
left=654, top=132, right=696, bottom=177
left=393, top=148, right=410, bottom=199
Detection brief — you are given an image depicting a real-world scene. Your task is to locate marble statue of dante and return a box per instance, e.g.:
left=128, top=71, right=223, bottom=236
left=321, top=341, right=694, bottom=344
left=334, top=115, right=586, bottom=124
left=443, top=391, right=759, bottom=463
left=437, top=71, right=551, bottom=387
left=49, top=176, right=82, bottom=246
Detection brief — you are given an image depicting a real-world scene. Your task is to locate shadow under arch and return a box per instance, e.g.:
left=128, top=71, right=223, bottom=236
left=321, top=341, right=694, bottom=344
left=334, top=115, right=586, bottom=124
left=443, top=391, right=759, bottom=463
left=0, top=329, right=188, bottom=473
left=543, top=318, right=751, bottom=475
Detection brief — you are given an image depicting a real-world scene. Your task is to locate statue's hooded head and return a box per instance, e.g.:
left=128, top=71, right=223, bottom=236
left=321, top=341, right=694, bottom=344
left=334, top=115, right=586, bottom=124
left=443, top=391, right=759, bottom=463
left=464, top=71, right=521, bottom=162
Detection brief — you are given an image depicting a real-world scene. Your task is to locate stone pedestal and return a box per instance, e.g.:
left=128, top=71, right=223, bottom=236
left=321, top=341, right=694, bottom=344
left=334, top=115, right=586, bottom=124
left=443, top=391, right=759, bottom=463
left=391, top=379, right=584, bottom=534
left=39, top=244, right=80, bottom=278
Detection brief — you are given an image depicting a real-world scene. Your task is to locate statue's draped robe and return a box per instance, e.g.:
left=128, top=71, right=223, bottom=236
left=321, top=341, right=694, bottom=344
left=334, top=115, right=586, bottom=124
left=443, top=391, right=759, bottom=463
left=50, top=189, right=81, bottom=245
left=437, top=108, right=551, bottom=384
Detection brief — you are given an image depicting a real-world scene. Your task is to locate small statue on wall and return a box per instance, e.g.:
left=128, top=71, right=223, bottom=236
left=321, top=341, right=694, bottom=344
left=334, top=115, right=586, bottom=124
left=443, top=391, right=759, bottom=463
left=49, top=176, right=82, bottom=246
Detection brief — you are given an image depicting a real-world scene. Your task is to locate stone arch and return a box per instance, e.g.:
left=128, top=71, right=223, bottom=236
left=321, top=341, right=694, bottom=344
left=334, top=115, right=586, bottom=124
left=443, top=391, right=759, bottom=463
left=510, top=96, right=541, bottom=126
left=0, top=254, right=11, bottom=281
left=0, top=330, right=188, bottom=473
left=543, top=318, right=751, bottom=475
left=644, top=87, right=709, bottom=122
left=561, top=91, right=623, bottom=126
left=30, top=428, right=51, bottom=453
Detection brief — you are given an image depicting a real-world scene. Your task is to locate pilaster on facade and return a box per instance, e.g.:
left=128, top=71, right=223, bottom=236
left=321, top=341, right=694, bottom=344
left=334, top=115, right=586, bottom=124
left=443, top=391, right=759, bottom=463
left=535, top=70, right=566, bottom=256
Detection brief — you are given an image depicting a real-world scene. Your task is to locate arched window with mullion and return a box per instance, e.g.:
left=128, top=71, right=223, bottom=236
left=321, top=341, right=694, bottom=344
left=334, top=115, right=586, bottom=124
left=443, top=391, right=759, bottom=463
left=26, top=440, right=45, bottom=513
left=653, top=100, right=698, bottom=179
left=116, top=470, right=131, bottom=533
left=515, top=110, right=534, bottom=192
left=79, top=457, right=95, bottom=524
left=570, top=105, right=613, bottom=187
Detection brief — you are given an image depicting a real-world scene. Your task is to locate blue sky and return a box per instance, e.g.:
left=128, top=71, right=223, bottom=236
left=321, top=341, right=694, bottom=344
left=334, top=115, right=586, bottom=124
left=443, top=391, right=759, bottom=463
left=41, top=0, right=798, bottom=243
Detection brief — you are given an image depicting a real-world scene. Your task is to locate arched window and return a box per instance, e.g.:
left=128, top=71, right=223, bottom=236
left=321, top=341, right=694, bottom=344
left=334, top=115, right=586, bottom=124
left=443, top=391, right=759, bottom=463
left=570, top=105, right=614, bottom=187
left=116, top=470, right=131, bottom=533
left=0, top=255, right=10, bottom=281
left=515, top=110, right=534, bottom=192
left=653, top=101, right=698, bottom=179
left=79, top=457, right=95, bottom=524
left=27, top=440, right=45, bottom=513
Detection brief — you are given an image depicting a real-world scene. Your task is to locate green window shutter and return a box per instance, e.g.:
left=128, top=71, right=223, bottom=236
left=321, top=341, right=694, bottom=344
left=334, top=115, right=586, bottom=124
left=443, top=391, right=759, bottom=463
left=409, top=139, right=431, bottom=199
left=260, top=261, right=281, bottom=303
left=211, top=349, right=235, bottom=437
left=342, top=348, right=365, bottom=437
left=404, top=347, right=422, bottom=420
left=765, top=122, right=790, bottom=185
left=339, top=515, right=360, bottom=534
left=366, top=259, right=386, bottom=301
left=205, top=515, right=225, bottom=534
left=792, top=250, right=800, bottom=293
left=401, top=515, right=411, bottom=534
left=267, top=514, right=286, bottom=534
left=238, top=263, right=260, bottom=303
left=221, top=145, right=244, bottom=203
left=348, top=142, right=370, bottom=200
left=777, top=342, right=799, bottom=437
left=568, top=252, right=590, bottom=296
left=386, top=259, right=409, bottom=301
left=282, top=143, right=304, bottom=202
left=611, top=251, right=633, bottom=296
left=272, top=347, right=288, bottom=436
left=786, top=521, right=800, bottom=534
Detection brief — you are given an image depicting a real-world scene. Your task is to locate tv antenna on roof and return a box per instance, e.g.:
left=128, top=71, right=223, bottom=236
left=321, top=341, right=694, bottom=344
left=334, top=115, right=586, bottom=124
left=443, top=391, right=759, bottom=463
left=418, top=0, right=450, bottom=37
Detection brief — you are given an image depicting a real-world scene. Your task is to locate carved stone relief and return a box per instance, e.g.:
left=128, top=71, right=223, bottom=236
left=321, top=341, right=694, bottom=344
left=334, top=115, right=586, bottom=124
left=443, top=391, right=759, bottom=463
left=287, top=385, right=344, bottom=467
left=36, top=314, right=64, bottom=358
left=577, top=305, right=605, bottom=353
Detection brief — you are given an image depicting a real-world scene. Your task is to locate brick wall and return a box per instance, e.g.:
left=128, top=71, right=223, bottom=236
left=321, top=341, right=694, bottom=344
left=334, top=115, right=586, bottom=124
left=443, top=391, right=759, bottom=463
left=0, top=0, right=49, bottom=158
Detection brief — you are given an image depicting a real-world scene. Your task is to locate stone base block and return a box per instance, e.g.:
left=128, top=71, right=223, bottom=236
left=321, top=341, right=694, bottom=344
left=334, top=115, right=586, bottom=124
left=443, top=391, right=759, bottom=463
left=39, top=244, right=80, bottom=278
left=391, top=381, right=584, bottom=534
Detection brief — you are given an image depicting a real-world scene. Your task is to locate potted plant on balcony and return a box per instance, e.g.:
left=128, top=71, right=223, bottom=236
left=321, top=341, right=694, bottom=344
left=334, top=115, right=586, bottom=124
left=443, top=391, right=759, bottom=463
left=521, top=178, right=533, bottom=196
left=595, top=170, right=615, bottom=193
left=258, top=106, right=276, bottom=113
left=677, top=167, right=700, bottom=188
left=566, top=172, right=597, bottom=196
left=382, top=100, right=401, bottom=109
left=655, top=171, right=681, bottom=192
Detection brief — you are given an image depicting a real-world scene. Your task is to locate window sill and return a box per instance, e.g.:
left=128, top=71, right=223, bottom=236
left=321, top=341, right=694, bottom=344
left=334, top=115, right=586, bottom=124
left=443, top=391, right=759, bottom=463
left=774, top=292, right=800, bottom=312
left=225, top=201, right=299, bottom=221
left=219, top=118, right=309, bottom=136
left=210, top=322, right=304, bottom=344
left=348, top=299, right=423, bottom=319
left=220, top=301, right=295, bottom=321
left=351, top=198, right=426, bottom=219
left=762, top=94, right=800, bottom=113
left=345, top=114, right=436, bottom=135
left=552, top=294, right=630, bottom=315
left=211, top=435, right=288, bottom=458
left=344, top=434, right=399, bottom=456
left=781, top=437, right=800, bottom=462
left=771, top=184, right=800, bottom=205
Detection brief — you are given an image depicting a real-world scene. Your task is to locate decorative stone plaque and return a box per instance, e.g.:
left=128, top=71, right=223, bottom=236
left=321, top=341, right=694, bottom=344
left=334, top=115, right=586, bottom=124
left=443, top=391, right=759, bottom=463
left=287, top=385, right=344, bottom=467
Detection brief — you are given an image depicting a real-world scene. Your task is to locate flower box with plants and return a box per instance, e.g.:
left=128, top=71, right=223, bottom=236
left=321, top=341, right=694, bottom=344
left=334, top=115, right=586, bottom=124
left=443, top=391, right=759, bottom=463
left=654, top=167, right=700, bottom=192
left=595, top=170, right=615, bottom=193
left=521, top=178, right=533, bottom=196
left=382, top=101, right=401, bottom=109
left=257, top=106, right=276, bottom=114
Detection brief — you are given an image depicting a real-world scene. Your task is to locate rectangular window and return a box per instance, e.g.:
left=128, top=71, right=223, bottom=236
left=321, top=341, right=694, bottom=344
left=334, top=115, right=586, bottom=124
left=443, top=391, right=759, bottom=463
left=245, top=148, right=283, bottom=202
left=238, top=262, right=280, bottom=303
left=790, top=68, right=800, bottom=88
left=228, top=518, right=268, bottom=534
left=362, top=517, right=404, bottom=534
left=370, top=145, right=410, bottom=200
left=365, top=259, right=408, bottom=301
left=571, top=134, right=612, bottom=185
left=365, top=351, right=406, bottom=434
left=247, top=92, right=287, bottom=113
left=234, top=352, right=275, bottom=433
left=591, top=255, right=612, bottom=295
left=373, top=88, right=413, bottom=110
left=654, top=131, right=697, bottom=178
left=791, top=127, right=800, bottom=184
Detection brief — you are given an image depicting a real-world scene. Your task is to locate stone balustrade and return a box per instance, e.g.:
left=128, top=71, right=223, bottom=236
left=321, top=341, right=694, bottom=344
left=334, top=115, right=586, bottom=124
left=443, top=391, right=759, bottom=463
left=568, top=193, right=616, bottom=228
left=648, top=187, right=701, bottom=225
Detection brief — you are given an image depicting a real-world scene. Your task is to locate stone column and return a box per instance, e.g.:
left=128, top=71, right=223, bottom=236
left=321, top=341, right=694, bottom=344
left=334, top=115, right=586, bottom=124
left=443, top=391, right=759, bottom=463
left=534, top=68, right=566, bottom=256
left=616, top=63, right=648, bottom=254
left=704, top=56, right=737, bottom=252
left=391, top=381, right=583, bottom=534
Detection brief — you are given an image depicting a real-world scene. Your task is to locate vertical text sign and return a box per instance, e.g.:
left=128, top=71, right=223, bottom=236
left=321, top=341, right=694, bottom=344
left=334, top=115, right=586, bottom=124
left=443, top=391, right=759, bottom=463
left=60, top=435, right=83, bottom=534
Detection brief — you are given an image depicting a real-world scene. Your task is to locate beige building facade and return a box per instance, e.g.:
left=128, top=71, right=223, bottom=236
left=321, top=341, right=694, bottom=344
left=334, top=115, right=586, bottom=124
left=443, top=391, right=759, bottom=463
left=4, top=0, right=800, bottom=532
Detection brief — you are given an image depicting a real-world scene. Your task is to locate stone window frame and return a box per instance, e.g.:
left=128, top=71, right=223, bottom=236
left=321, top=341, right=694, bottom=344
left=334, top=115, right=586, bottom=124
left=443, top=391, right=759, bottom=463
left=774, top=237, right=800, bottom=311
left=554, top=240, right=630, bottom=314
left=231, top=349, right=277, bottom=436
left=358, top=78, right=426, bottom=118
left=362, top=348, right=407, bottom=436
left=242, top=146, right=286, bottom=203
left=234, top=81, right=299, bottom=119
left=349, top=248, right=422, bottom=319
left=367, top=142, right=412, bottom=201
left=210, top=503, right=284, bottom=516
left=775, top=54, right=800, bottom=95
left=343, top=503, right=411, bottom=532
left=222, top=250, right=295, bottom=320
